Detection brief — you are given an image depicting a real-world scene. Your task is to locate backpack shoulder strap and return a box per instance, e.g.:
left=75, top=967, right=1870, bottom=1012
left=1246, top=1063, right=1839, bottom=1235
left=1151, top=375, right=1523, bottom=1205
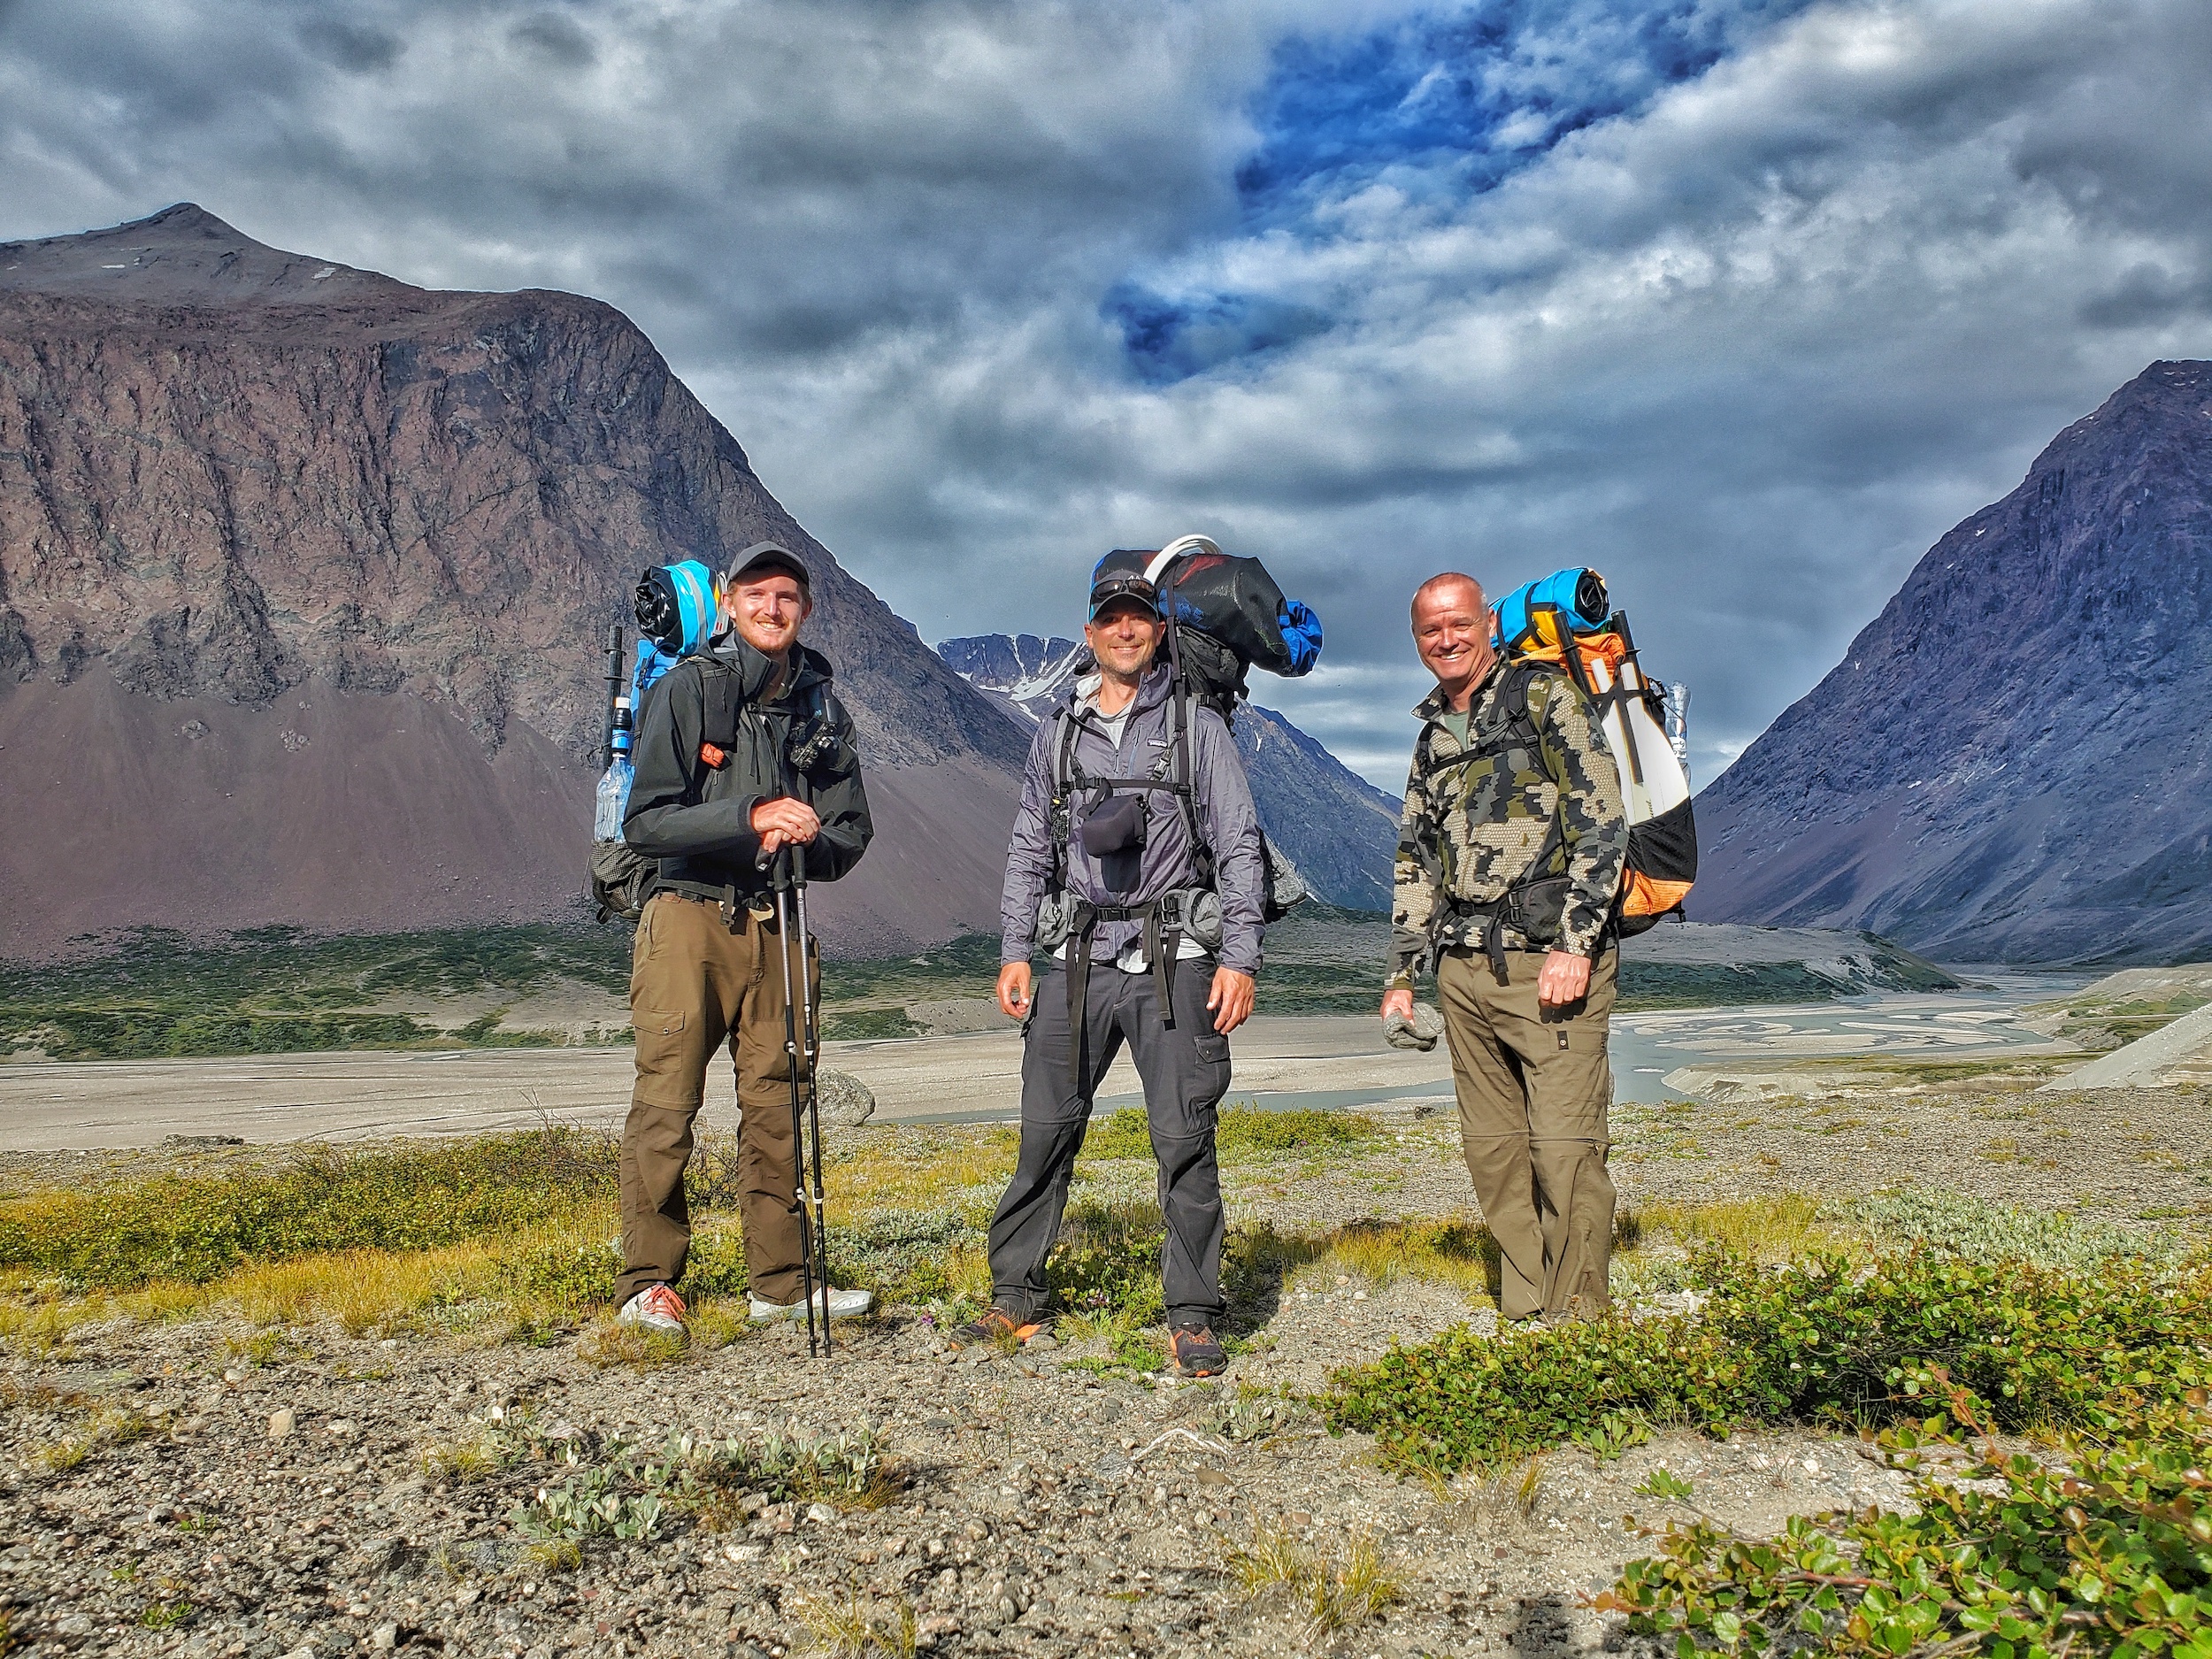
left=696, top=658, right=745, bottom=748
left=1169, top=675, right=1214, bottom=880
left=1500, top=658, right=1563, bottom=740
left=1052, top=708, right=1085, bottom=792
left=1414, top=659, right=1559, bottom=785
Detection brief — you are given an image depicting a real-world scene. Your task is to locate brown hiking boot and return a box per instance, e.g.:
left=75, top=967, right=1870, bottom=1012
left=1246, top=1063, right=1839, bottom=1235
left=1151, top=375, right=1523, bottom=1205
left=952, top=1307, right=1045, bottom=1347
left=1171, top=1324, right=1226, bottom=1378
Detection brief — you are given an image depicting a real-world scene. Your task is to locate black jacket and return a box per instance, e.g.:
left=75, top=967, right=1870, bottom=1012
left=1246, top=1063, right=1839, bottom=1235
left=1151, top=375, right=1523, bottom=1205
left=622, top=637, right=872, bottom=899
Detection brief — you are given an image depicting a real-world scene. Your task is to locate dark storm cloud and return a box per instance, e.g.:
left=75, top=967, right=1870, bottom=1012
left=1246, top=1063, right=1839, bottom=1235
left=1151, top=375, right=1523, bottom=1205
left=3, top=0, right=2209, bottom=787
left=298, top=19, right=403, bottom=73
left=509, top=12, right=595, bottom=66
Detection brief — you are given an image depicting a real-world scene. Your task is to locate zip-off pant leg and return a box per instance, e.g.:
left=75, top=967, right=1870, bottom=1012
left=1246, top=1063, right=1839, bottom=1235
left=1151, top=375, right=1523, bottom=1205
left=1118, top=961, right=1234, bottom=1327
left=987, top=966, right=1128, bottom=1322
left=618, top=895, right=810, bottom=1309
left=1437, top=947, right=1618, bottom=1319
left=733, top=908, right=816, bottom=1307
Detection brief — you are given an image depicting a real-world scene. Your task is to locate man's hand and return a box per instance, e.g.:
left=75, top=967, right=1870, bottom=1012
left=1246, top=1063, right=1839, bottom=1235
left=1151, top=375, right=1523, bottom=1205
left=1379, top=987, right=1415, bottom=1025
left=998, top=962, right=1034, bottom=1020
left=750, top=796, right=821, bottom=856
left=1208, top=968, right=1256, bottom=1034
left=1537, top=949, right=1591, bottom=1009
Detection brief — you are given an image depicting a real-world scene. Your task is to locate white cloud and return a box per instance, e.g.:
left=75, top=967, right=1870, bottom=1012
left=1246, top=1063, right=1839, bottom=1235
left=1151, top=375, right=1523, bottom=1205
left=4, top=0, right=2209, bottom=787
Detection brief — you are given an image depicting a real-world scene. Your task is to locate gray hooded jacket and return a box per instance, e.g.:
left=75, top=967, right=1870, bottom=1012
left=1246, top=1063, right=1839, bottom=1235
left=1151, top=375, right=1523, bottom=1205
left=999, top=662, right=1265, bottom=976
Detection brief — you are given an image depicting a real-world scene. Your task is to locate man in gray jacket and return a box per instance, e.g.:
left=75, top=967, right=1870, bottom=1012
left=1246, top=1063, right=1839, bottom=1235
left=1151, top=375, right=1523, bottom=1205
left=965, top=553, right=1266, bottom=1377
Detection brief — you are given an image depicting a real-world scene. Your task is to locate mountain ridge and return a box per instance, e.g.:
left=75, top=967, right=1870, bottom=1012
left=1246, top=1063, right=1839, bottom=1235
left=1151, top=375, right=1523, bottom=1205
left=0, top=205, right=1029, bottom=955
left=1693, top=358, right=2212, bottom=963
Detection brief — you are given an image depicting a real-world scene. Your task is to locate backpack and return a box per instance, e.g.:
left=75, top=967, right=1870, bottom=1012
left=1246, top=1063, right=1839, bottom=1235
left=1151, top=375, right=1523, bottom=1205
left=587, top=559, right=724, bottom=925
left=1045, top=537, right=1322, bottom=931
left=1486, top=566, right=1697, bottom=934
left=589, top=652, right=838, bottom=923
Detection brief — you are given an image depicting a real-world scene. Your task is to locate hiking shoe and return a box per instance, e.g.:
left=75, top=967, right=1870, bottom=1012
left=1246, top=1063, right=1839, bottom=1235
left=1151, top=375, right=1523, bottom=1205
left=616, top=1283, right=687, bottom=1337
left=951, top=1307, right=1045, bottom=1347
left=1170, top=1324, right=1226, bottom=1378
left=749, top=1287, right=874, bottom=1324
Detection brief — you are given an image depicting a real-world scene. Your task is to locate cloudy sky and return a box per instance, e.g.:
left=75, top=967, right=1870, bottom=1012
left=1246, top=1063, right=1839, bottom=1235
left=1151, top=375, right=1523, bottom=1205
left=4, top=0, right=2210, bottom=787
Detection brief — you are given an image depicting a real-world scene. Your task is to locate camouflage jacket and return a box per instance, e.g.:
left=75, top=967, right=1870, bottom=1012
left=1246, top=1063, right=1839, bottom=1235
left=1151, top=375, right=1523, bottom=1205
left=1386, top=658, right=1628, bottom=986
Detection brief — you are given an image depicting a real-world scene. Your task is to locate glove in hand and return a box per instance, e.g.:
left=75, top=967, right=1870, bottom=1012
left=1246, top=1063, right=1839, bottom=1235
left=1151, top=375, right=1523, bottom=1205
left=1383, top=1002, right=1445, bottom=1052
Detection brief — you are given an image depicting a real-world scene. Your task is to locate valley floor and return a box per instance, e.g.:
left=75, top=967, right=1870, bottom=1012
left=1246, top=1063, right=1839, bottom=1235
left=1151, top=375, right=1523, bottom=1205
left=2, top=1068, right=2207, bottom=1659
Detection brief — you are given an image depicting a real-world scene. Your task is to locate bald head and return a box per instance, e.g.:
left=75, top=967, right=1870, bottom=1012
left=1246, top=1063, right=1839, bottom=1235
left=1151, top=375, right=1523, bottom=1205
left=1411, top=572, right=1485, bottom=618
left=1410, top=572, right=1495, bottom=710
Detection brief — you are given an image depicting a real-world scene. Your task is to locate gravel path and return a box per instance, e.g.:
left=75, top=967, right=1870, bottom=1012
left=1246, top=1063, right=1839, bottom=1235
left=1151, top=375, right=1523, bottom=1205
left=2, top=1074, right=2204, bottom=1658
left=2, top=1305, right=1925, bottom=1659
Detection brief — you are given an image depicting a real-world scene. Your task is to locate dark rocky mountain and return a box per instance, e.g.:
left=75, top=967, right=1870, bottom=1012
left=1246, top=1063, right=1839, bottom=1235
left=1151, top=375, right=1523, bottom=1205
left=1694, top=359, right=2212, bottom=964
left=938, top=633, right=1401, bottom=910
left=0, top=205, right=1030, bottom=956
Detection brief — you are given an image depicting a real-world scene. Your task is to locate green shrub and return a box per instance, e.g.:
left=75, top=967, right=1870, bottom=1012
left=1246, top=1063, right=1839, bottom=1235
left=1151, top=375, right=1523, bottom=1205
left=515, top=1425, right=900, bottom=1544
left=818, top=1009, right=924, bottom=1041
left=1605, top=1381, right=2212, bottom=1659
left=1326, top=1248, right=2212, bottom=1471
left=1838, top=1189, right=2182, bottom=1271
left=826, top=1211, right=984, bottom=1306
left=15, top=1009, right=435, bottom=1060
left=512, top=1236, right=621, bottom=1310
left=1046, top=1200, right=1166, bottom=1321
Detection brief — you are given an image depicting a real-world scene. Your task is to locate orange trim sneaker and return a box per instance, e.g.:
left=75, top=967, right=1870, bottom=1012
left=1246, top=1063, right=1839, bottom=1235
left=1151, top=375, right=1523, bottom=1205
left=1171, top=1323, right=1225, bottom=1378
left=616, top=1283, right=687, bottom=1337
left=952, top=1307, right=1045, bottom=1347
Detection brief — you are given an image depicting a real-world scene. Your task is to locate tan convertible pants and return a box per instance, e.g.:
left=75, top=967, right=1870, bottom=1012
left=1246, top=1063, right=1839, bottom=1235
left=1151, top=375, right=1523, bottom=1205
left=618, top=892, right=816, bottom=1309
left=1437, top=946, right=1617, bottom=1321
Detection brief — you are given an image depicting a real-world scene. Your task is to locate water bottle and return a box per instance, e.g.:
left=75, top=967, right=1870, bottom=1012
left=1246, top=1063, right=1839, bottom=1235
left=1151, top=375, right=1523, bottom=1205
left=1666, top=682, right=1692, bottom=785
left=594, top=696, right=634, bottom=841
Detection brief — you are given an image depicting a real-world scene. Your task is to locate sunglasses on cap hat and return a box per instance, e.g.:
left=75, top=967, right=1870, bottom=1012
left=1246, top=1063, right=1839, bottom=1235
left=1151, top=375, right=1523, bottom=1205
left=1087, top=574, right=1160, bottom=621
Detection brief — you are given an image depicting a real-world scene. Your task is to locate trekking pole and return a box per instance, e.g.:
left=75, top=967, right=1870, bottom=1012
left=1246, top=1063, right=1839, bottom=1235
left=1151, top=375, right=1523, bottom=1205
left=793, top=873, right=832, bottom=1356
left=600, top=622, right=624, bottom=771
left=770, top=846, right=825, bottom=1360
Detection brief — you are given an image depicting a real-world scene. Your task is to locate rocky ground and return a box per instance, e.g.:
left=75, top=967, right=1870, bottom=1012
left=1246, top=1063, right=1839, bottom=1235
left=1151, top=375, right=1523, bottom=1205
left=2, top=1070, right=2206, bottom=1659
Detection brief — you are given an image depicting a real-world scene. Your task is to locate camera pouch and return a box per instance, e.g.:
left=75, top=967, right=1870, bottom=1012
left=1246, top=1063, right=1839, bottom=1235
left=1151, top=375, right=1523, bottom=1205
left=1079, top=791, right=1148, bottom=859
left=1033, top=889, right=1073, bottom=953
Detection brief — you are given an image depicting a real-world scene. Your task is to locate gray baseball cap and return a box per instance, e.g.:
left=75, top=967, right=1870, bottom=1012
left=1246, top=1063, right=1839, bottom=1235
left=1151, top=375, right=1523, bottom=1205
left=727, top=540, right=810, bottom=595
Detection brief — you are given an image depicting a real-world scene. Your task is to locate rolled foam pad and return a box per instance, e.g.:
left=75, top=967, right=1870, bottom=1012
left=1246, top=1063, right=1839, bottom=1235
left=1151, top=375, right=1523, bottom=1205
left=1383, top=1002, right=1445, bottom=1052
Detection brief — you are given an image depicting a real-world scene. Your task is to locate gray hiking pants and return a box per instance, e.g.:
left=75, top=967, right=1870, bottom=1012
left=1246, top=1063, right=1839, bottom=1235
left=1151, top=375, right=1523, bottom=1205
left=985, top=960, right=1233, bottom=1328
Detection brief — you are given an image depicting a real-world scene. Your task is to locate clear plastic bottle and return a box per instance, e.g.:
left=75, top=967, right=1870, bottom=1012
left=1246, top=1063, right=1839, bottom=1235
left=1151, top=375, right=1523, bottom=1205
left=1666, top=682, right=1692, bottom=785
left=594, top=696, right=634, bottom=841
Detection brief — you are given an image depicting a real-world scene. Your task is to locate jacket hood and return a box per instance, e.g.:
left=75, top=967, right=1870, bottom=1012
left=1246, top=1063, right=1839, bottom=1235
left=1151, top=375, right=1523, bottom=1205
left=1053, top=659, right=1173, bottom=721
left=706, top=635, right=834, bottom=703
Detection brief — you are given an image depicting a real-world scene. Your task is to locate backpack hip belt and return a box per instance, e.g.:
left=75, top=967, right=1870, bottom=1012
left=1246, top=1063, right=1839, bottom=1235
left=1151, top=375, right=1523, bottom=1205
left=1064, top=895, right=1202, bottom=1091
left=1437, top=874, right=1585, bottom=986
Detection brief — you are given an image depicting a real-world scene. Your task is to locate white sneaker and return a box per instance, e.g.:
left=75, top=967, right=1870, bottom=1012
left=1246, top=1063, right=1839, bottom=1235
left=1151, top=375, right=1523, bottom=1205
left=616, top=1283, right=688, bottom=1337
left=749, top=1287, right=874, bottom=1324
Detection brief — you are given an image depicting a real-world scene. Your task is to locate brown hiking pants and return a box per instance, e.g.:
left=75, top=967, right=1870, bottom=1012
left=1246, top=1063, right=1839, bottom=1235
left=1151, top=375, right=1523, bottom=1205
left=1437, top=945, right=1617, bottom=1321
left=617, top=892, right=816, bottom=1309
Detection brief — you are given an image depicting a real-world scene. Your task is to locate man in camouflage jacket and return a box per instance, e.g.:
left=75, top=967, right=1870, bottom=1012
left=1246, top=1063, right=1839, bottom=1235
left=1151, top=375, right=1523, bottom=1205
left=1380, top=572, right=1628, bottom=1321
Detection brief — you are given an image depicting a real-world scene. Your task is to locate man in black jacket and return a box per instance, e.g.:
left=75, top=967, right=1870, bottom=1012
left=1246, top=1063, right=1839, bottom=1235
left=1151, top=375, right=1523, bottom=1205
left=616, top=541, right=874, bottom=1337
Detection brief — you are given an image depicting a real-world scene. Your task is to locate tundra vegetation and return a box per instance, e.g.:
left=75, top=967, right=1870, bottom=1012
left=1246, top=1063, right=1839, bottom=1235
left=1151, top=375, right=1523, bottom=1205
left=0, top=917, right=2026, bottom=1057
left=1, top=1082, right=2208, bottom=1658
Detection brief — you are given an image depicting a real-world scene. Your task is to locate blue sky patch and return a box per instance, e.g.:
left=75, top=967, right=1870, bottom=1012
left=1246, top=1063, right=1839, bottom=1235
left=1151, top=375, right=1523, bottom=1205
left=1237, top=0, right=1812, bottom=218
left=1105, top=282, right=1333, bottom=386
left=1109, top=1, right=1813, bottom=384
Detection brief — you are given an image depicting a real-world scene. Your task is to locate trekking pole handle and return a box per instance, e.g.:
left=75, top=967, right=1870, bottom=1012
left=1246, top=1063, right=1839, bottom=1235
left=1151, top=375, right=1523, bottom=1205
left=755, top=840, right=795, bottom=886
